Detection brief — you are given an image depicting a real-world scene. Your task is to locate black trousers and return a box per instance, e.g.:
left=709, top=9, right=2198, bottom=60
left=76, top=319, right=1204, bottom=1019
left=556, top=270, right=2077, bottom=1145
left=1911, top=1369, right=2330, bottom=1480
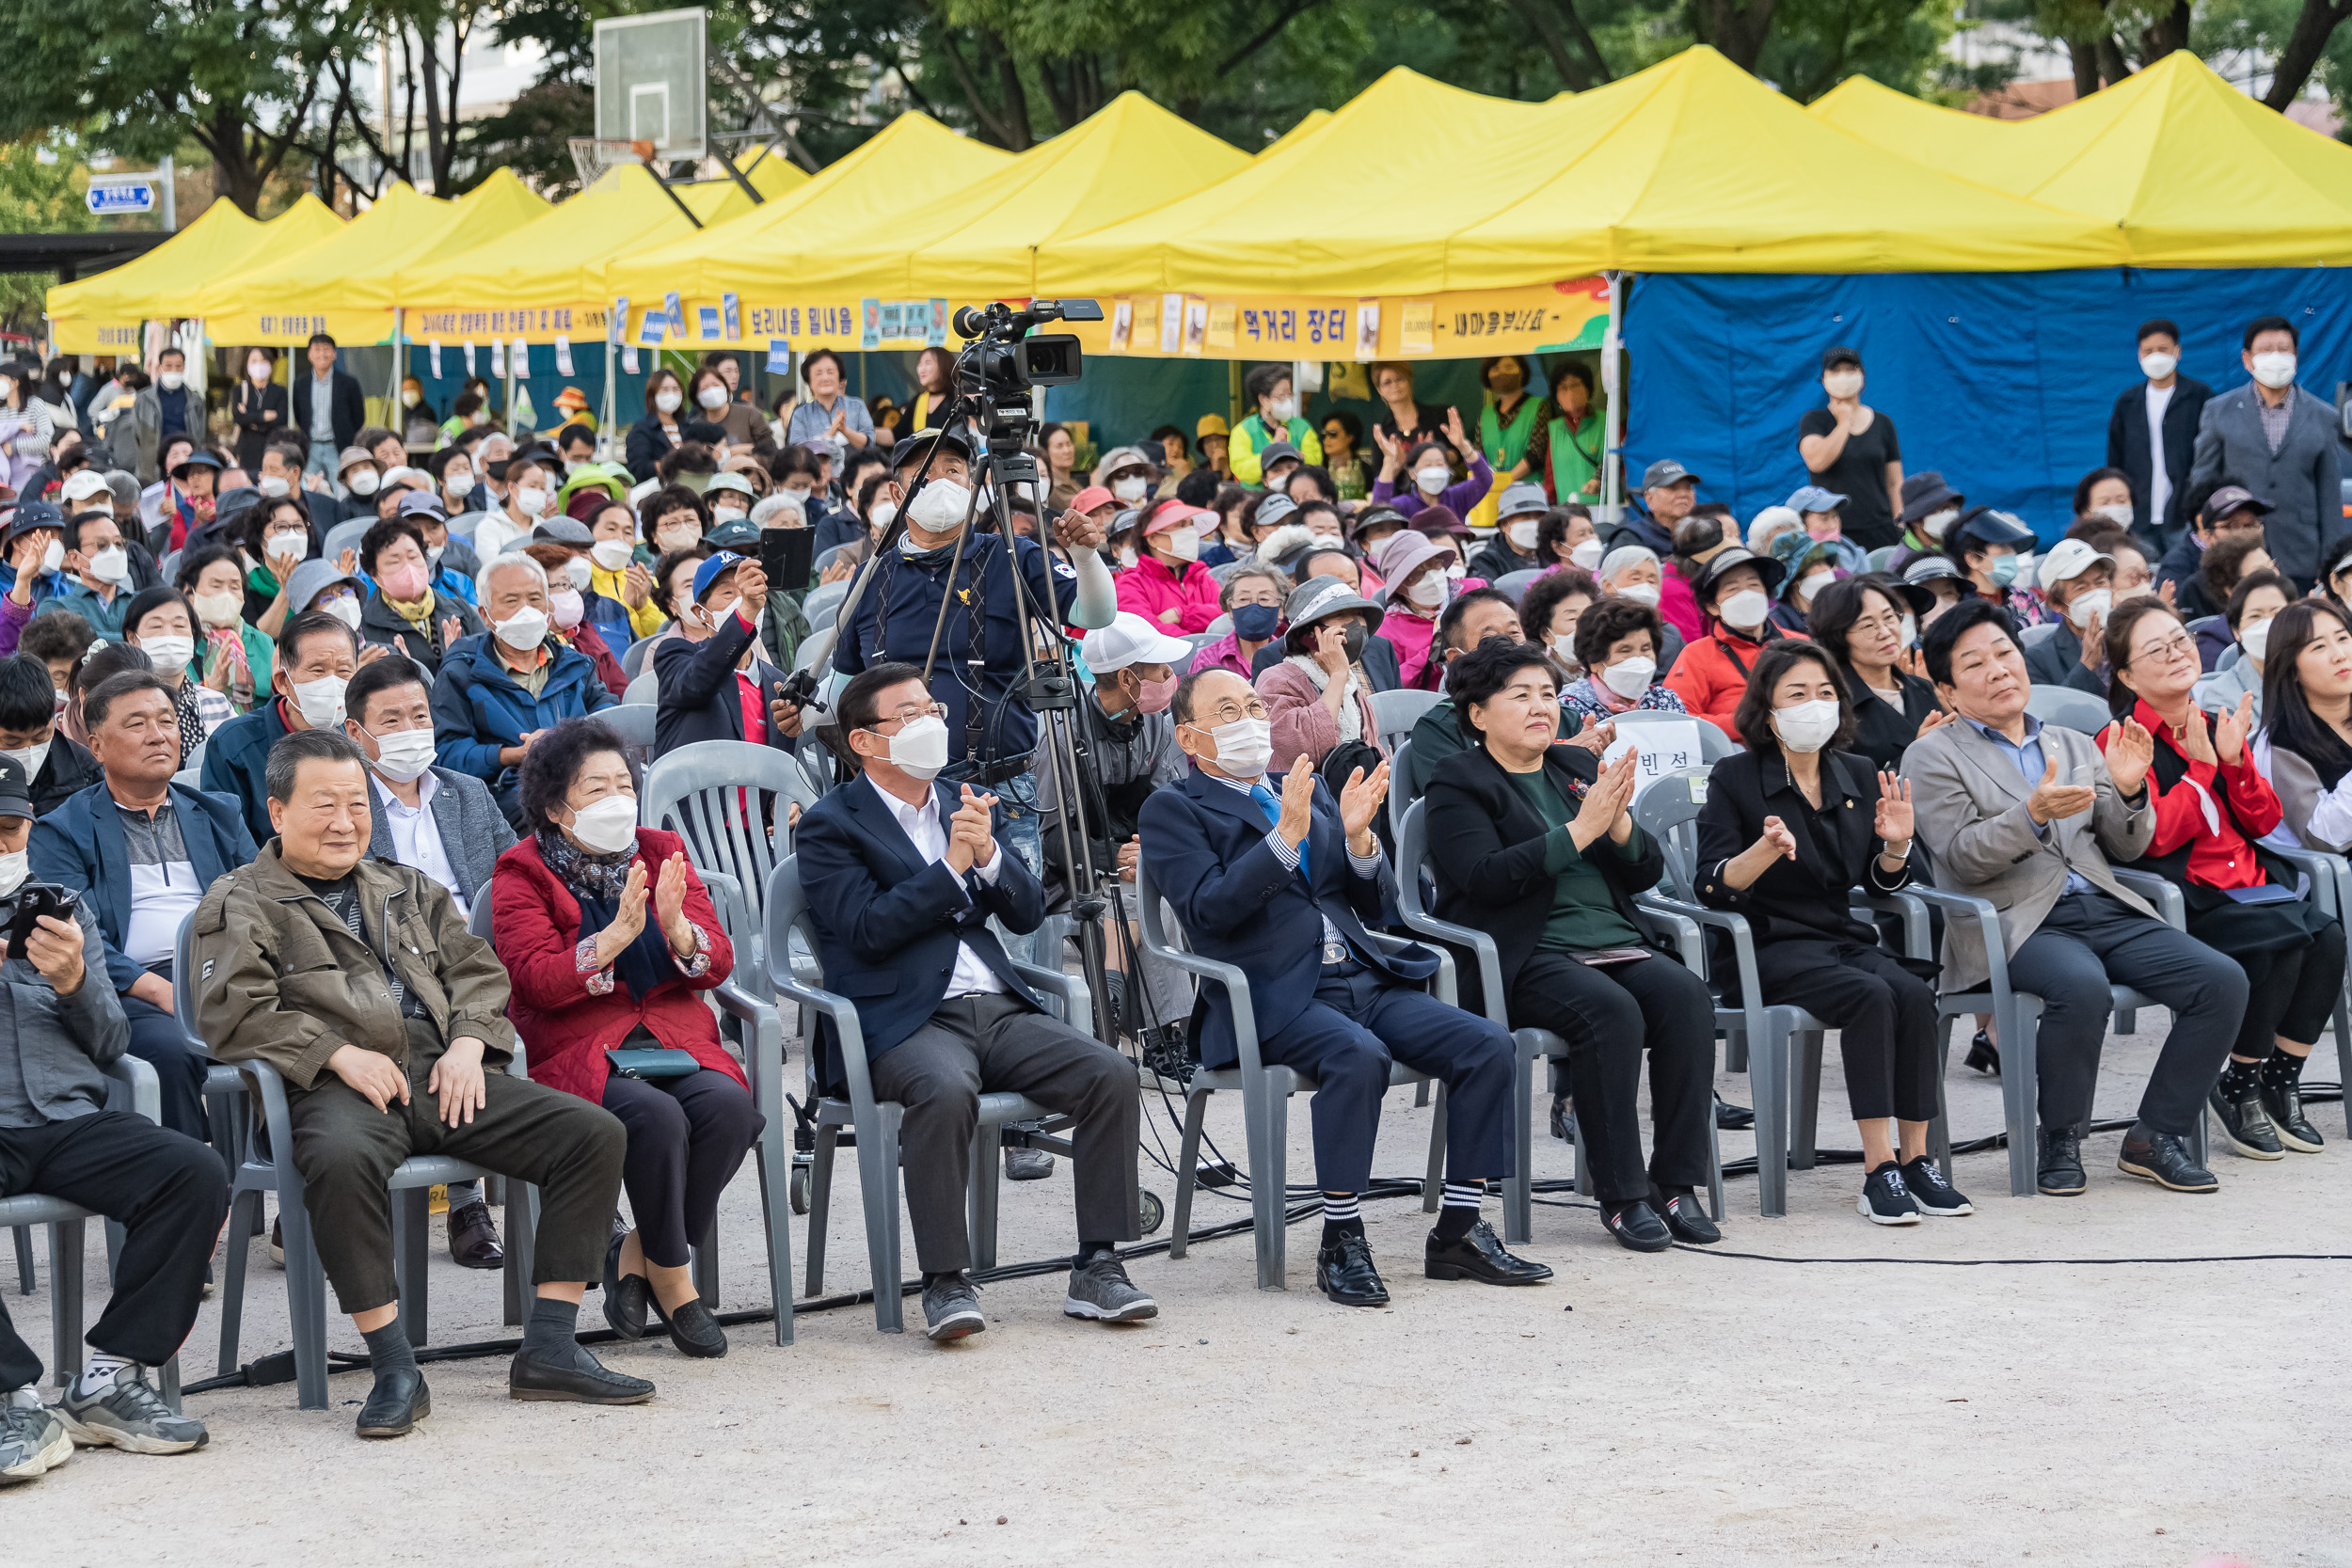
left=2233, top=918, right=2346, bottom=1057
left=1507, top=951, right=1714, bottom=1206
left=0, top=1112, right=228, bottom=1386
left=1752, top=941, right=1941, bottom=1124
left=122, top=995, right=210, bottom=1151
left=287, top=1022, right=626, bottom=1314
left=599, top=1069, right=763, bottom=1270
left=2005, top=890, right=2247, bottom=1137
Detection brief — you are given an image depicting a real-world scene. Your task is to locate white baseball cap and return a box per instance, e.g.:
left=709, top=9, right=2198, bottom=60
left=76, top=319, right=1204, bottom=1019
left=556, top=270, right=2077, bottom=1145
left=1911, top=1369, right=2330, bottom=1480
left=1081, top=611, right=1194, bottom=675
left=60, top=469, right=112, bottom=502
left=2036, top=536, right=2114, bottom=592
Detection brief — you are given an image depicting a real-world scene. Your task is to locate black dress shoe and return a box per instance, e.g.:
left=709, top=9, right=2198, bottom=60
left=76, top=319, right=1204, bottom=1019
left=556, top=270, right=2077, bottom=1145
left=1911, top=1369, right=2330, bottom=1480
left=446, top=1198, right=505, bottom=1270
left=509, top=1344, right=657, bottom=1403
left=356, top=1367, right=429, bottom=1439
left=2261, top=1075, right=2325, bottom=1153
left=600, top=1233, right=650, bottom=1340
left=1315, top=1231, right=1390, bottom=1307
left=1004, top=1147, right=1056, bottom=1180
left=663, top=1297, right=728, bottom=1358
left=2117, top=1123, right=2218, bottom=1192
left=1714, top=1096, right=1756, bottom=1131
left=2208, top=1084, right=2284, bottom=1160
left=1964, top=1030, right=2000, bottom=1076
left=1424, top=1219, right=1552, bottom=1284
left=1656, top=1192, right=1722, bottom=1244
left=1602, top=1200, right=1672, bottom=1253
left=2036, top=1127, right=2087, bottom=1196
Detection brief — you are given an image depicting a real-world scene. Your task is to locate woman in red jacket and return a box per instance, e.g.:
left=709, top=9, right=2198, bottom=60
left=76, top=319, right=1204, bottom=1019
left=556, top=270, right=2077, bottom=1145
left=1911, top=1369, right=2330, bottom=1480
left=492, top=717, right=762, bottom=1358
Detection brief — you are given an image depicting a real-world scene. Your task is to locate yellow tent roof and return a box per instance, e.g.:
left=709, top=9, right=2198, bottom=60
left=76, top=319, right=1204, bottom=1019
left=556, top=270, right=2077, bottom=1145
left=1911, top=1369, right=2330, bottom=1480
left=46, top=196, right=344, bottom=352
left=1811, top=52, right=2352, bottom=265
left=601, top=113, right=1015, bottom=349
left=803, top=91, right=1251, bottom=303
left=733, top=146, right=808, bottom=199
left=1257, top=107, right=1330, bottom=158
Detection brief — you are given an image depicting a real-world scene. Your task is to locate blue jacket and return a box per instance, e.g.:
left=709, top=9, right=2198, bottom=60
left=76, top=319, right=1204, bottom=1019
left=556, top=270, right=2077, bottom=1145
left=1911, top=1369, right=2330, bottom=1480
left=29, top=778, right=257, bottom=995
left=794, top=772, right=1045, bottom=1091
left=651, top=610, right=793, bottom=760
left=431, top=632, right=614, bottom=818
left=55, top=581, right=134, bottom=641
left=199, top=698, right=291, bottom=847
left=1136, top=765, right=1434, bottom=1070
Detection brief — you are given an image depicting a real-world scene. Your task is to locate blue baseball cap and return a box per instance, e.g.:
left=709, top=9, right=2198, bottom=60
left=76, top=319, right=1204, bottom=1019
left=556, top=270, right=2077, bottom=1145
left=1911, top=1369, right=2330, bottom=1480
left=691, top=550, right=745, bottom=604
left=1786, top=484, right=1847, bottom=514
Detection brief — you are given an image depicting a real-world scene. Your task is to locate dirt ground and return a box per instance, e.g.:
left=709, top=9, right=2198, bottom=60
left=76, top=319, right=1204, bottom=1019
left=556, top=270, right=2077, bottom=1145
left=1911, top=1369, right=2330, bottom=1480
left=8, top=1009, right=2349, bottom=1567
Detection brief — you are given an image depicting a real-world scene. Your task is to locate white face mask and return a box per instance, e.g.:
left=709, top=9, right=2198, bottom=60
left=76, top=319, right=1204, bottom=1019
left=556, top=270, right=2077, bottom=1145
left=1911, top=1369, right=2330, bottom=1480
left=266, top=529, right=310, bottom=563
left=1160, top=528, right=1200, bottom=562
left=1549, top=634, right=1580, bottom=670
left=2140, top=351, right=2178, bottom=381
left=159, top=371, right=184, bottom=391
left=1772, top=697, right=1842, bottom=754
left=697, top=385, right=728, bottom=410
left=347, top=469, right=380, bottom=497
left=292, top=674, right=347, bottom=729
left=1505, top=519, right=1539, bottom=550
left=1614, top=581, right=1661, bottom=607
left=366, top=725, right=437, bottom=784
left=879, top=713, right=950, bottom=782
left=1405, top=573, right=1447, bottom=610
left=494, top=605, right=549, bottom=651
left=549, top=587, right=584, bottom=628
left=591, top=538, right=633, bottom=572
left=1796, top=568, right=1836, bottom=604
left=0, top=849, right=27, bottom=900
left=2065, top=587, right=2112, bottom=628
left=2086, top=501, right=2132, bottom=529
left=905, top=479, right=972, bottom=535
left=1823, top=370, right=1863, bottom=399
left=1920, top=507, right=1958, bottom=543
left=1266, top=397, right=1297, bottom=423
left=39, top=539, right=63, bottom=575
left=247, top=361, right=271, bottom=384
left=712, top=503, right=748, bottom=525
left=558, top=558, right=588, bottom=592
left=1, top=741, right=50, bottom=784
left=1414, top=466, right=1450, bottom=495
left=566, top=794, right=640, bottom=854
left=400, top=389, right=421, bottom=409
left=655, top=389, right=684, bottom=414
left=193, top=589, right=243, bottom=627
left=1600, top=656, right=1656, bottom=699
left=87, top=546, right=129, bottom=585
left=2252, top=351, right=2298, bottom=389
left=1113, top=476, right=1149, bottom=503
left=1899, top=613, right=1918, bottom=645
left=869, top=500, right=898, bottom=532
left=515, top=485, right=548, bottom=516
left=1719, top=588, right=1771, bottom=631
left=320, top=594, right=362, bottom=629
left=258, top=474, right=291, bottom=499
left=2241, top=617, right=2274, bottom=662
left=142, top=634, right=194, bottom=676
left=443, top=468, right=473, bottom=496
left=1568, top=538, right=1603, bottom=569
left=656, top=524, right=701, bottom=554
left=1199, top=715, right=1274, bottom=779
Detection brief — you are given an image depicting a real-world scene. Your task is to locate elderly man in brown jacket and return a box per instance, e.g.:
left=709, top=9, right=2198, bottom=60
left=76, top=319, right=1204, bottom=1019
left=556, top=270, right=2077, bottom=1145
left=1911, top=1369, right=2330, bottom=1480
left=193, top=728, right=647, bottom=1441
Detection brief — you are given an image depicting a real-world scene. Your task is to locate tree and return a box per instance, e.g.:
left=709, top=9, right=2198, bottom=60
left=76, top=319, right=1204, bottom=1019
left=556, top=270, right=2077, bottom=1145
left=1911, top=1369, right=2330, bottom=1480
left=0, top=135, right=94, bottom=328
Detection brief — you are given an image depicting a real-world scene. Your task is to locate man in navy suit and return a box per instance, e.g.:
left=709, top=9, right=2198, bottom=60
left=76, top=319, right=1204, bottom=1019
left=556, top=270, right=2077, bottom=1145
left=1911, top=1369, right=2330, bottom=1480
left=1138, top=667, right=1547, bottom=1307
left=795, top=661, right=1152, bottom=1342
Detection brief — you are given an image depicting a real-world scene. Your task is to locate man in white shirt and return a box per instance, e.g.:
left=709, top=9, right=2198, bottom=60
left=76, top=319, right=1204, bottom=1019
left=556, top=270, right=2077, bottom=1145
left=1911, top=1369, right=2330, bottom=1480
left=795, top=662, right=1153, bottom=1343
left=2106, top=318, right=2211, bottom=551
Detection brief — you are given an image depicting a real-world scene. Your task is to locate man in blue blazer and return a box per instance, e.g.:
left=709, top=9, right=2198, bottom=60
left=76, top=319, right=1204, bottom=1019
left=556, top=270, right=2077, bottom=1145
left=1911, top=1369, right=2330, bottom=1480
left=795, top=660, right=1152, bottom=1343
left=31, top=670, right=257, bottom=1151
left=1137, top=666, right=1546, bottom=1307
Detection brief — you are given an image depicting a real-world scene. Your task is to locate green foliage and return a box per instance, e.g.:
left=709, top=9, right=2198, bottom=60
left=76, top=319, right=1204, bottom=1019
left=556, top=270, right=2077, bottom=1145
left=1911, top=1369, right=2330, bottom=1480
left=0, top=135, right=94, bottom=328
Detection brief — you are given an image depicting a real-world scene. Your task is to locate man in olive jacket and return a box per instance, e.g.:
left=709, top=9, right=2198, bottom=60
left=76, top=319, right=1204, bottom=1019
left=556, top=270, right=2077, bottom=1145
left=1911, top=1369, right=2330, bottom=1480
left=192, top=729, right=648, bottom=1440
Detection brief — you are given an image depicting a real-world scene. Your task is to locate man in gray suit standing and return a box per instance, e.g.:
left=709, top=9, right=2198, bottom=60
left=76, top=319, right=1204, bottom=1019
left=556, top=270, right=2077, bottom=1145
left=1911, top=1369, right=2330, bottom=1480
left=1903, top=600, right=2247, bottom=1198
left=2187, top=314, right=2344, bottom=592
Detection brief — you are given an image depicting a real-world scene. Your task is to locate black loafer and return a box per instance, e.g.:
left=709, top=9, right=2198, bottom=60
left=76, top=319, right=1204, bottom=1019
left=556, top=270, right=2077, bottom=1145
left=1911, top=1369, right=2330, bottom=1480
left=509, top=1345, right=657, bottom=1404
left=1714, top=1096, right=1756, bottom=1131
left=1315, top=1232, right=1390, bottom=1307
left=2261, top=1076, right=2325, bottom=1153
left=1603, top=1200, right=1672, bottom=1253
left=1964, top=1030, right=2000, bottom=1076
left=1657, top=1192, right=1722, bottom=1244
left=1424, top=1218, right=1552, bottom=1284
left=2036, top=1128, right=2087, bottom=1196
left=356, top=1367, right=429, bottom=1439
left=2117, top=1123, right=2218, bottom=1193
left=664, top=1297, right=729, bottom=1358
left=601, top=1233, right=650, bottom=1341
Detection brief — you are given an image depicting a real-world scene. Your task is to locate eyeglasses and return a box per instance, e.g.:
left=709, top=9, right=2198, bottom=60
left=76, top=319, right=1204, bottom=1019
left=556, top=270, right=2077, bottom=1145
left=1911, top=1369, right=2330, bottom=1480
left=1195, top=699, right=1270, bottom=725
left=2130, top=631, right=2196, bottom=665
left=872, top=702, right=946, bottom=728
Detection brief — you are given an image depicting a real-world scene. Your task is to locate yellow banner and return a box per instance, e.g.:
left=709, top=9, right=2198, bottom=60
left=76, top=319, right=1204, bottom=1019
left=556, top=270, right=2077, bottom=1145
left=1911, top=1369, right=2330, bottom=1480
left=206, top=309, right=399, bottom=347
left=48, top=320, right=142, bottom=356
left=405, top=303, right=614, bottom=344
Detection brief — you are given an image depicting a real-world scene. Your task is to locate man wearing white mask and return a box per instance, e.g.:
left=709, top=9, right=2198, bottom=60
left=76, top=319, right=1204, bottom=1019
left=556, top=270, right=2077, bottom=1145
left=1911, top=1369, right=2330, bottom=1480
left=0, top=653, right=102, bottom=816
left=2190, top=315, right=2343, bottom=593
left=56, top=508, right=140, bottom=641
left=1469, top=483, right=1550, bottom=581
left=201, top=609, right=366, bottom=847
left=1, top=500, right=72, bottom=623
left=2106, top=319, right=2210, bottom=552
left=2024, top=538, right=2117, bottom=697
left=1664, top=545, right=1804, bottom=729
left=650, top=550, right=800, bottom=760
left=797, top=662, right=1152, bottom=1342
left=430, top=553, right=614, bottom=828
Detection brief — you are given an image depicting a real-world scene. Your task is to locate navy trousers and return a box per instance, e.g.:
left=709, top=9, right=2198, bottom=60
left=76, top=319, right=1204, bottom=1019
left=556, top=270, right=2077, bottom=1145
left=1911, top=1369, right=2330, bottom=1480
left=123, top=995, right=212, bottom=1154
left=1259, top=965, right=1515, bottom=1196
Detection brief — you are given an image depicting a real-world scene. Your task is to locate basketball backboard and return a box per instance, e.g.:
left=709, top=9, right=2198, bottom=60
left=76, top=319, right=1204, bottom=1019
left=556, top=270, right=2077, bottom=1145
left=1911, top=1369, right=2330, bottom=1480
left=594, top=8, right=707, bottom=163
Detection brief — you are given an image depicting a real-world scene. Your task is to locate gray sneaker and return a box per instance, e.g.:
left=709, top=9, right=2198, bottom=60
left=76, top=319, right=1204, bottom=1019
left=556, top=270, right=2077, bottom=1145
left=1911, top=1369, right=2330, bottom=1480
left=1064, top=1248, right=1157, bottom=1323
left=56, top=1365, right=208, bottom=1455
left=0, top=1402, right=67, bottom=1483
left=921, top=1274, right=986, bottom=1342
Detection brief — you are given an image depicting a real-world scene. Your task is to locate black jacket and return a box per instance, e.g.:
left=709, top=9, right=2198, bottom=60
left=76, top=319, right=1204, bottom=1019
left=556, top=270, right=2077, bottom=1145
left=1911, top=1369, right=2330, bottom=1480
left=1692, top=747, right=1913, bottom=948
left=2155, top=531, right=2220, bottom=620
left=650, top=611, right=794, bottom=760
left=291, top=367, right=368, bottom=455
left=2021, top=617, right=2106, bottom=699
left=28, top=734, right=103, bottom=818
left=2107, top=375, right=2212, bottom=540
left=1838, top=660, right=1944, bottom=771
left=623, top=414, right=728, bottom=483
left=231, top=382, right=288, bottom=473
left=1422, top=742, right=1664, bottom=1015
left=358, top=586, right=486, bottom=680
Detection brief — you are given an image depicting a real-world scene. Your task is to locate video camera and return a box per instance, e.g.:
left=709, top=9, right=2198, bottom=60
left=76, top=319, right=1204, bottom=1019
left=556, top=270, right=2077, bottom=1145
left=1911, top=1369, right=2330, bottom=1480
left=948, top=299, right=1101, bottom=412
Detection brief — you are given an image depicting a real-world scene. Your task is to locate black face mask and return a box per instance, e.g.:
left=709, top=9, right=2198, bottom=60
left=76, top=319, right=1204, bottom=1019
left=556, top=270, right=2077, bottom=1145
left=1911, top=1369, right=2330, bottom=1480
left=1339, top=621, right=1368, bottom=662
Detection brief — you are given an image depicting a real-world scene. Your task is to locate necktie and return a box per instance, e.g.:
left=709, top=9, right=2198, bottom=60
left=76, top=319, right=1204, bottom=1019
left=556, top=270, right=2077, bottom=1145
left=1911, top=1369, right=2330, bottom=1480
left=1248, top=782, right=1308, bottom=882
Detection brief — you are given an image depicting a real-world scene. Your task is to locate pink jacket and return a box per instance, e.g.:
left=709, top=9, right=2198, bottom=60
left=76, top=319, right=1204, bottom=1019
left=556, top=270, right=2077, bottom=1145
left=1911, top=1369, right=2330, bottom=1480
left=1191, top=631, right=1263, bottom=680
left=1660, top=564, right=1704, bottom=643
left=1115, top=555, right=1222, bottom=635
left=1382, top=608, right=1440, bottom=690
left=1255, top=656, right=1383, bottom=768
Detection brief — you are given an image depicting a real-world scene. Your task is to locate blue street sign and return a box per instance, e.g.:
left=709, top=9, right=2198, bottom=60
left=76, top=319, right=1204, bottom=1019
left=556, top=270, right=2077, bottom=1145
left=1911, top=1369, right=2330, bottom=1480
left=87, top=183, right=154, bottom=215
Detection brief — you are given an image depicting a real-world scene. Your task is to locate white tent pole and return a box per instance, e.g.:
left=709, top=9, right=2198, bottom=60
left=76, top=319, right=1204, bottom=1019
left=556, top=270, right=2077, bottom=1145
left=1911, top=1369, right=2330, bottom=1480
left=1600, top=269, right=1625, bottom=526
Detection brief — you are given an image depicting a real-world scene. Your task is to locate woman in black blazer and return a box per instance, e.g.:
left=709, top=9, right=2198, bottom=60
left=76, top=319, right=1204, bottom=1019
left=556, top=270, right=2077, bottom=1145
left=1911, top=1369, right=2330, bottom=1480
left=1424, top=639, right=1720, bottom=1254
left=231, top=350, right=289, bottom=473
left=1804, top=572, right=1949, bottom=771
left=1693, top=641, right=1970, bottom=1227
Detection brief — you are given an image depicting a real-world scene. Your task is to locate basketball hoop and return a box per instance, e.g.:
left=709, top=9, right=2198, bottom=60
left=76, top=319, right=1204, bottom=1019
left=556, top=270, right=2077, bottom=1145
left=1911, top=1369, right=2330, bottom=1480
left=568, top=136, right=657, bottom=189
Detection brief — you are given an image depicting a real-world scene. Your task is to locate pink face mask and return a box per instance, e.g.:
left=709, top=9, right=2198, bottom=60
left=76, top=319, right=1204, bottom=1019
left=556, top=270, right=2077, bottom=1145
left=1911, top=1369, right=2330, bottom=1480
left=1135, top=673, right=1180, bottom=715
left=379, top=562, right=431, bottom=600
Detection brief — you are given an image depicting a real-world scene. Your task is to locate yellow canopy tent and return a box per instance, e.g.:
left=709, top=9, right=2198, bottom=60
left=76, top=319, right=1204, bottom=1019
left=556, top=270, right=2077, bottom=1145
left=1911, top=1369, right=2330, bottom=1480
left=45, top=195, right=344, bottom=355
left=733, top=146, right=808, bottom=199
left=1811, top=51, right=2352, bottom=266
left=776, top=92, right=1251, bottom=336
left=393, top=164, right=762, bottom=345
left=601, top=112, right=1014, bottom=352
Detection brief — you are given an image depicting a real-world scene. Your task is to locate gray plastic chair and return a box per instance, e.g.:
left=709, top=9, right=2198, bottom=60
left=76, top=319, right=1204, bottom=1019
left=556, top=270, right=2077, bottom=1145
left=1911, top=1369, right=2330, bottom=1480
left=1368, top=687, right=1442, bottom=752
left=599, top=702, right=657, bottom=761
left=189, top=912, right=538, bottom=1409
left=801, top=580, right=848, bottom=629
left=2265, top=843, right=2352, bottom=1135
left=764, top=856, right=1083, bottom=1333
left=1134, top=857, right=1447, bottom=1291
left=1491, top=568, right=1545, bottom=604
left=0, top=1055, right=183, bottom=1410
left=2019, top=621, right=2062, bottom=649
left=621, top=634, right=663, bottom=680
left=321, top=517, right=372, bottom=567
left=642, top=739, right=821, bottom=977
left=622, top=669, right=660, bottom=707
left=1864, top=546, right=1901, bottom=572
left=2023, top=683, right=2112, bottom=736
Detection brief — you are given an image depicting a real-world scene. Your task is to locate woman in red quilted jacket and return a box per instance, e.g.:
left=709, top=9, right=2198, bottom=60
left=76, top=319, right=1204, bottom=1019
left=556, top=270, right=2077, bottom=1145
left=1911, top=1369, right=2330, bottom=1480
left=491, top=716, right=762, bottom=1360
